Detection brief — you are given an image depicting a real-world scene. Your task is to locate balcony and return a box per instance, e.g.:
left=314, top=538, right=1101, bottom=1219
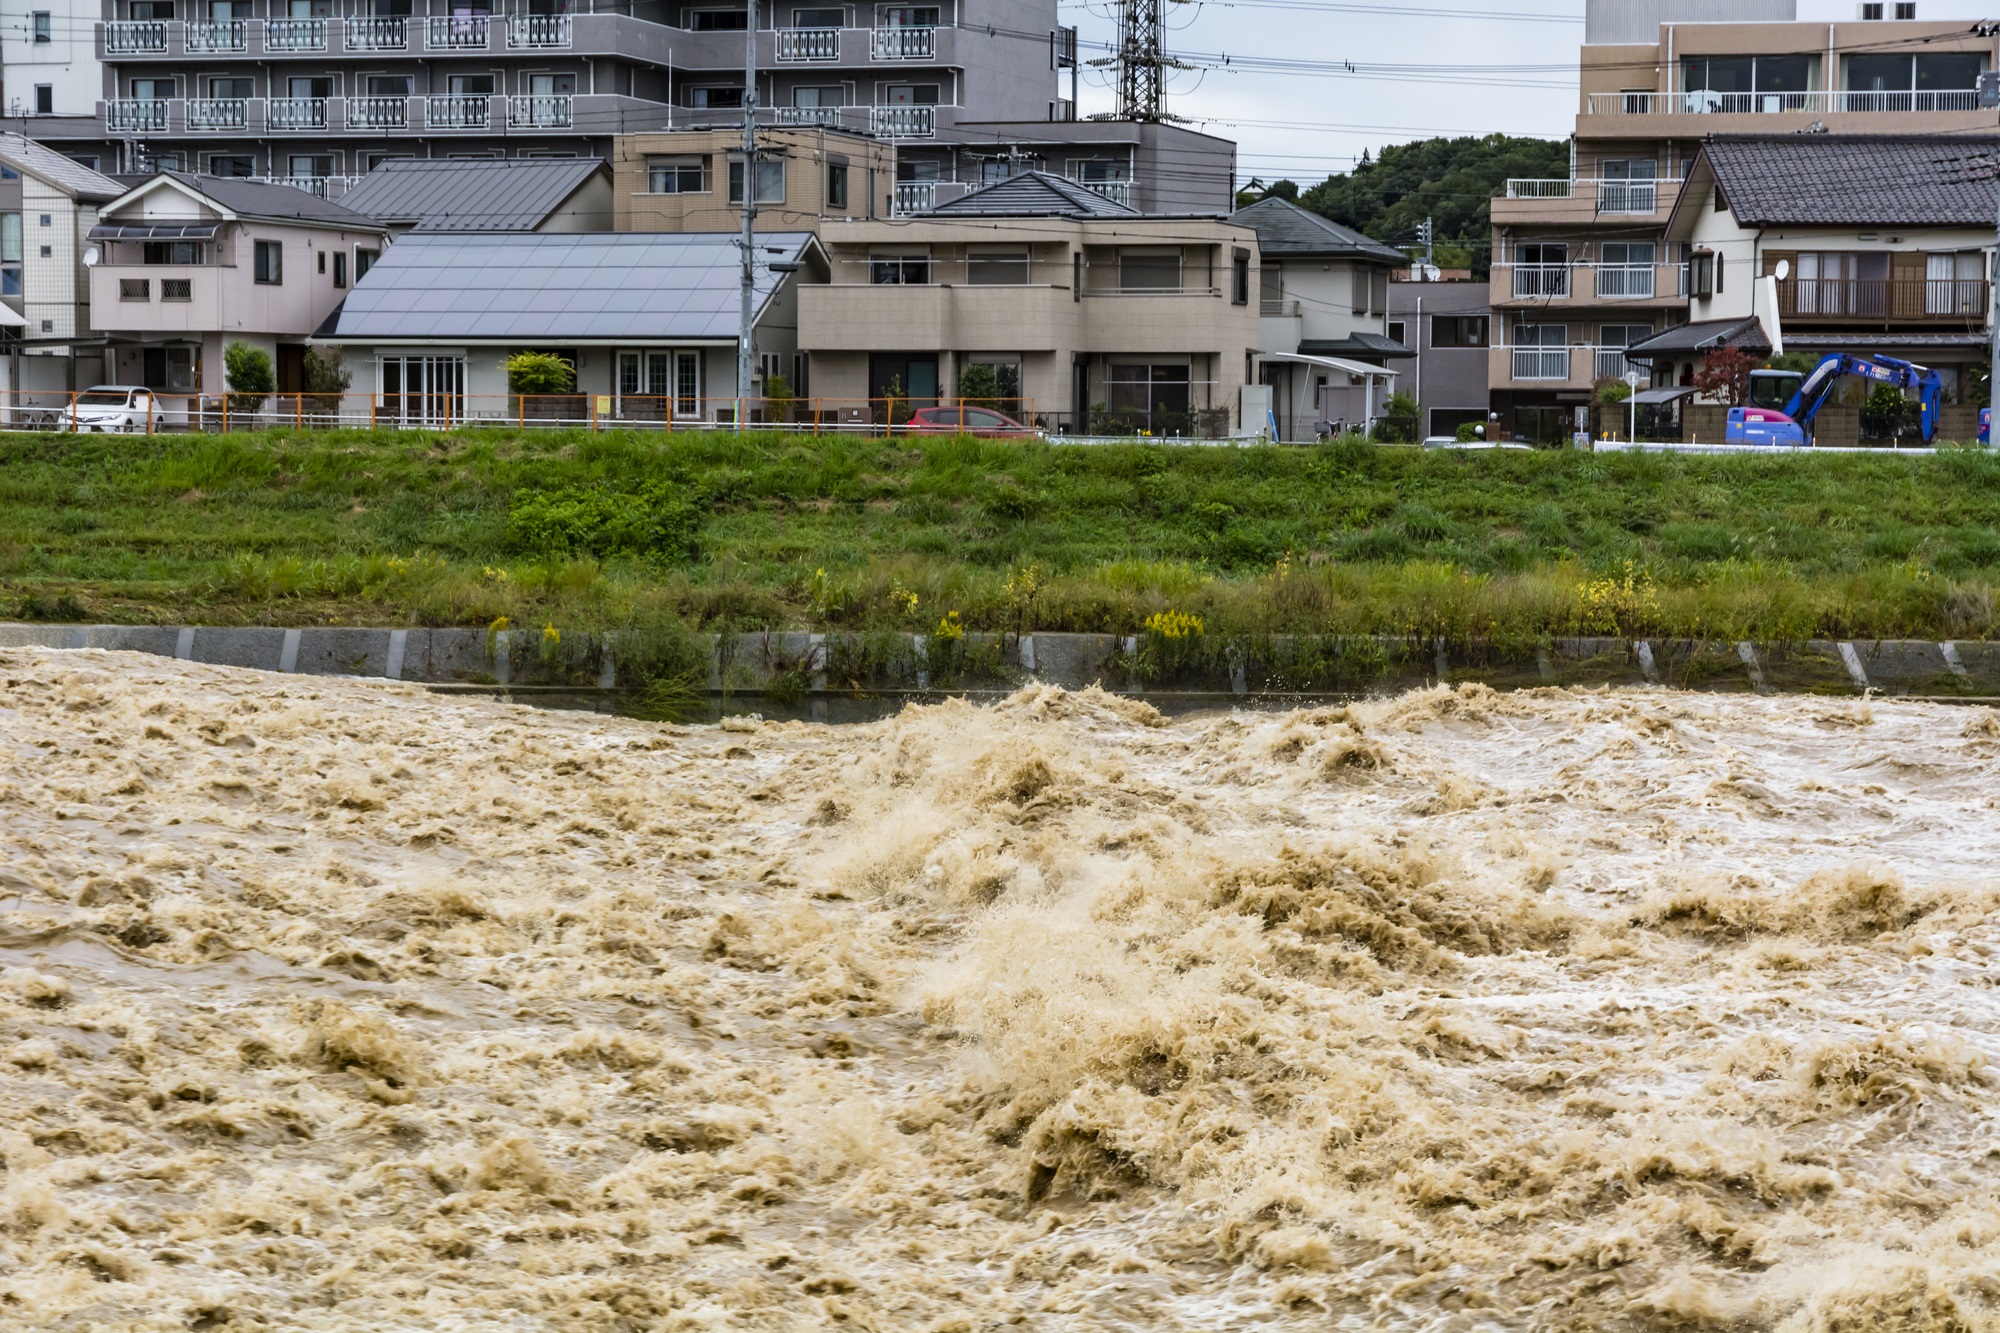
left=1511, top=347, right=1571, bottom=381
left=1594, top=265, right=1654, bottom=299
left=104, top=20, right=167, bottom=52
left=186, top=97, right=247, bottom=131
left=1494, top=261, right=1685, bottom=307
left=268, top=96, right=329, bottom=130
left=1504, top=176, right=1659, bottom=214
left=775, top=105, right=844, bottom=126
left=252, top=174, right=361, bottom=200
left=185, top=19, right=247, bottom=51
left=892, top=180, right=935, bottom=212
left=350, top=94, right=410, bottom=129
left=1070, top=176, right=1131, bottom=208
left=426, top=94, right=491, bottom=129
left=1586, top=89, right=1983, bottom=116
left=1595, top=348, right=1640, bottom=381
left=508, top=94, right=572, bottom=128
left=508, top=14, right=570, bottom=48
left=1510, top=265, right=1569, bottom=300
left=775, top=25, right=840, bottom=60
left=427, top=14, right=489, bottom=48
left=344, top=15, right=407, bottom=50
left=264, top=17, right=326, bottom=50
left=870, top=104, right=934, bottom=137
left=106, top=98, right=170, bottom=132
left=1776, top=277, right=1991, bottom=323
left=872, top=25, right=935, bottom=59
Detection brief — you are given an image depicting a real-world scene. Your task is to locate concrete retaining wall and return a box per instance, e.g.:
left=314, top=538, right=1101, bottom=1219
left=6, top=623, right=2000, bottom=698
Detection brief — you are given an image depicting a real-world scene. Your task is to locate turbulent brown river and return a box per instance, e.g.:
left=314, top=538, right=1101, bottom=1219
left=5, top=648, right=2000, bottom=1331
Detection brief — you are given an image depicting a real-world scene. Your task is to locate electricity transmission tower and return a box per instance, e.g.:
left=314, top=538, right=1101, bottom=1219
left=1095, top=0, right=1190, bottom=122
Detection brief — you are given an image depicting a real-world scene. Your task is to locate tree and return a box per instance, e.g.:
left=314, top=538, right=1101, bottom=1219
left=1860, top=384, right=1909, bottom=441
left=1376, top=390, right=1419, bottom=442
left=223, top=341, right=273, bottom=415
left=764, top=372, right=794, bottom=423
left=506, top=351, right=576, bottom=396
left=1692, top=346, right=1761, bottom=406
left=302, top=346, right=350, bottom=422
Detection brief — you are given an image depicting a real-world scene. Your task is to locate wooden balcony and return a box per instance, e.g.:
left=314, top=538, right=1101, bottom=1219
left=1775, top=278, right=1990, bottom=325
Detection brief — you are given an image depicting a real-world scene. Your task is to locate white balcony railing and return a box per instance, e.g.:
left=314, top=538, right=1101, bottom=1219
left=775, top=105, right=844, bottom=126
left=185, top=19, right=247, bottom=51
left=507, top=94, right=572, bottom=128
left=1511, top=348, right=1571, bottom=381
left=892, top=180, right=936, bottom=213
left=427, top=14, right=488, bottom=48
left=185, top=97, right=247, bottom=130
left=427, top=94, right=490, bottom=129
left=268, top=96, right=329, bottom=130
left=507, top=13, right=569, bottom=47
left=1586, top=88, right=1984, bottom=116
left=870, top=104, right=935, bottom=137
left=343, top=15, right=407, bottom=49
left=253, top=174, right=362, bottom=200
left=775, top=25, right=840, bottom=60
left=1594, top=265, right=1655, bottom=299
left=1511, top=264, right=1569, bottom=299
left=871, top=24, right=935, bottom=58
left=1071, top=176, right=1131, bottom=207
left=1595, top=348, right=1638, bottom=381
left=349, top=94, right=410, bottom=129
left=104, top=20, right=168, bottom=52
left=264, top=17, right=326, bottom=50
left=105, top=98, right=170, bottom=131
left=1503, top=177, right=1659, bottom=213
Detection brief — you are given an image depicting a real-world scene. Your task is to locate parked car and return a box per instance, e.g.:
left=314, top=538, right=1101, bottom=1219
left=904, top=406, right=1039, bottom=437
left=64, top=386, right=157, bottom=433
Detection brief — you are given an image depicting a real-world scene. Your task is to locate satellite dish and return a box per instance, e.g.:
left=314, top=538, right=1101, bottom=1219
left=1774, top=259, right=1790, bottom=281
left=82, top=246, right=99, bottom=266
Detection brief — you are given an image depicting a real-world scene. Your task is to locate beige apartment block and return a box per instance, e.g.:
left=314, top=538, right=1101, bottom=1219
left=614, top=126, right=895, bottom=233
left=1489, top=3, right=1998, bottom=443
left=793, top=173, right=1260, bottom=434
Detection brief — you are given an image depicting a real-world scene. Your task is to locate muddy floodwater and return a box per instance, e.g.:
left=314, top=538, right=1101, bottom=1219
left=5, top=648, right=2000, bottom=1332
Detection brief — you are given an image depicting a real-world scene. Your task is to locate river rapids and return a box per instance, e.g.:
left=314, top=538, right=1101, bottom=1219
left=4, top=648, right=2000, bottom=1331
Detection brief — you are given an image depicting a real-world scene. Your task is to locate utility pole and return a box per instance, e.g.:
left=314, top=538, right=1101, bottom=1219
left=1982, top=63, right=2000, bottom=442
left=736, top=0, right=757, bottom=433
left=1422, top=214, right=1434, bottom=271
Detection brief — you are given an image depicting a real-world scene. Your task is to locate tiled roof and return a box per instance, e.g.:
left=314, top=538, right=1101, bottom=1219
left=1622, top=317, right=1769, bottom=360
left=337, top=158, right=608, bottom=232
left=1702, top=135, right=2000, bottom=228
left=926, top=170, right=1139, bottom=217
left=0, top=133, right=123, bottom=200
left=1229, top=197, right=1407, bottom=262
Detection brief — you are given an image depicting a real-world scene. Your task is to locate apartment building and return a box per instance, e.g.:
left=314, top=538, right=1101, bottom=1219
left=0, top=131, right=124, bottom=396
left=1489, top=0, right=1998, bottom=443
left=613, top=124, right=893, bottom=228
left=0, top=0, right=1082, bottom=192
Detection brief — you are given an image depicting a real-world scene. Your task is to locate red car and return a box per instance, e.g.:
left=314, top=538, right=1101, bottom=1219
left=904, top=405, right=1039, bottom=437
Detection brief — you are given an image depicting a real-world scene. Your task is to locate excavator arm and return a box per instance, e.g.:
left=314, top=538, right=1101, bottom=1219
left=1782, top=353, right=1942, bottom=443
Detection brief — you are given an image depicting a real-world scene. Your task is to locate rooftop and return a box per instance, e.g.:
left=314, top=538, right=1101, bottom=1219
left=1229, top=197, right=1407, bottom=263
left=337, top=158, right=610, bottom=232
left=1700, top=134, right=2000, bottom=228
left=0, top=133, right=123, bottom=201
left=108, top=172, right=386, bottom=229
left=925, top=170, right=1139, bottom=218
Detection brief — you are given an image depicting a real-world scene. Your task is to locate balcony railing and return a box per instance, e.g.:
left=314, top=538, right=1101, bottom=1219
left=1776, top=277, right=1992, bottom=321
left=105, top=20, right=168, bottom=52
left=106, top=98, right=170, bottom=132
left=872, top=24, right=935, bottom=58
left=185, top=19, right=247, bottom=51
left=507, top=14, right=570, bottom=47
left=427, top=94, right=490, bottom=129
left=252, top=173, right=361, bottom=200
left=427, top=14, right=489, bottom=48
left=508, top=94, right=572, bottom=128
left=1511, top=348, right=1571, bottom=381
left=344, top=15, right=407, bottom=49
left=775, top=105, right=844, bottom=126
left=268, top=96, right=329, bottom=130
left=775, top=25, right=840, bottom=60
left=264, top=17, right=326, bottom=49
left=892, top=180, right=935, bottom=212
left=350, top=94, right=410, bottom=129
left=1595, top=265, right=1654, bottom=299
left=1510, top=264, right=1568, bottom=299
left=1259, top=298, right=1301, bottom=317
left=1595, top=348, right=1638, bottom=381
left=1586, top=88, right=1984, bottom=116
left=1071, top=176, right=1131, bottom=207
left=186, top=97, right=247, bottom=130
left=1503, top=177, right=1659, bottom=213
left=870, top=104, right=935, bottom=137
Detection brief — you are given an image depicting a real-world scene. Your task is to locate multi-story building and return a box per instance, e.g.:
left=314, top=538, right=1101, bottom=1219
left=1489, top=0, right=1998, bottom=443
left=1388, top=272, right=1491, bottom=440
left=0, top=131, right=124, bottom=397
left=613, top=124, right=893, bottom=228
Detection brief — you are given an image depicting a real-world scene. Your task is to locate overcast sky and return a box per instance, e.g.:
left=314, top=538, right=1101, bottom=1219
left=1060, top=0, right=1999, bottom=186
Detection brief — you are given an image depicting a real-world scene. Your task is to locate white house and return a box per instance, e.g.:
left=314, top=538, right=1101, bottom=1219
left=0, top=130, right=121, bottom=402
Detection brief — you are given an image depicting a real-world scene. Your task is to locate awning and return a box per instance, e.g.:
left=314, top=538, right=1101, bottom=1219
left=1256, top=352, right=1399, bottom=379
left=87, top=222, right=221, bottom=241
left=0, top=305, right=25, bottom=327
left=1631, top=386, right=1697, bottom=405
left=1298, top=332, right=1416, bottom=360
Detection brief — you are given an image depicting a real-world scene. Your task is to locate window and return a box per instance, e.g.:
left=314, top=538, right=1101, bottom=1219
left=795, top=85, right=846, bottom=109
left=39, top=319, right=50, bottom=332
left=881, top=83, right=939, bottom=105
left=209, top=75, right=253, bottom=99
left=143, top=241, right=202, bottom=264
left=1232, top=249, right=1249, bottom=305
left=317, top=250, right=327, bottom=274
left=648, top=156, right=705, bottom=193
left=32, top=11, right=49, bottom=41
left=1925, top=250, right=1984, bottom=314
left=208, top=154, right=255, bottom=177
left=1118, top=248, right=1180, bottom=291
left=380, top=354, right=466, bottom=426
left=367, top=74, right=413, bottom=95
left=1845, top=52, right=1985, bottom=104
left=1106, top=363, right=1191, bottom=432
left=254, top=240, right=282, bottom=284
left=133, top=77, right=176, bottom=101
left=728, top=157, right=786, bottom=204
left=1432, top=315, right=1488, bottom=347
left=356, top=248, right=378, bottom=279
left=691, top=86, right=744, bottom=108
left=1681, top=55, right=1815, bottom=111
left=131, top=1, right=174, bottom=16
left=162, top=278, right=191, bottom=301
left=1386, top=320, right=1406, bottom=346
left=691, top=7, right=748, bottom=28
left=1688, top=250, right=1715, bottom=299
left=827, top=161, right=848, bottom=208
left=967, top=248, right=1028, bottom=285
left=37, top=214, right=49, bottom=227
left=334, top=252, right=347, bottom=287
left=38, top=245, right=51, bottom=258
left=34, top=85, right=52, bottom=115
left=880, top=5, right=938, bottom=25
left=1896, top=2, right=1916, bottom=16
left=120, top=278, right=150, bottom=301
left=1859, top=1, right=1882, bottom=15
left=0, top=211, right=17, bottom=297
left=1371, top=269, right=1388, bottom=314
left=870, top=251, right=929, bottom=284
left=794, top=5, right=843, bottom=22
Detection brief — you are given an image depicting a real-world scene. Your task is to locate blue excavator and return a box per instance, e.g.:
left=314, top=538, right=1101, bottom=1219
left=1724, top=352, right=1943, bottom=446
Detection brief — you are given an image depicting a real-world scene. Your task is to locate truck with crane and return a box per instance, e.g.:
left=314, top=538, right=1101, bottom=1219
left=1724, top=352, right=1943, bottom=447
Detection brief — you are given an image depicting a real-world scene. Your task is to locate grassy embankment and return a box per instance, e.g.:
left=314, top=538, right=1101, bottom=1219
left=7, top=428, right=2000, bottom=655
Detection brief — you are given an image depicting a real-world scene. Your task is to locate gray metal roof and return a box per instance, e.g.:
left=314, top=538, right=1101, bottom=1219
left=1702, top=135, right=2000, bottom=228
left=1230, top=197, right=1407, bottom=263
left=336, top=157, right=608, bottom=232
left=128, top=172, right=386, bottom=228
left=322, top=231, right=813, bottom=343
left=0, top=132, right=123, bottom=201
left=1622, top=317, right=1769, bottom=361
left=1300, top=332, right=1415, bottom=359
left=926, top=170, right=1139, bottom=217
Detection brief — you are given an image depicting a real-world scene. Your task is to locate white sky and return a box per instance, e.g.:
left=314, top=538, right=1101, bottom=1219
left=1059, top=0, right=2000, bottom=185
